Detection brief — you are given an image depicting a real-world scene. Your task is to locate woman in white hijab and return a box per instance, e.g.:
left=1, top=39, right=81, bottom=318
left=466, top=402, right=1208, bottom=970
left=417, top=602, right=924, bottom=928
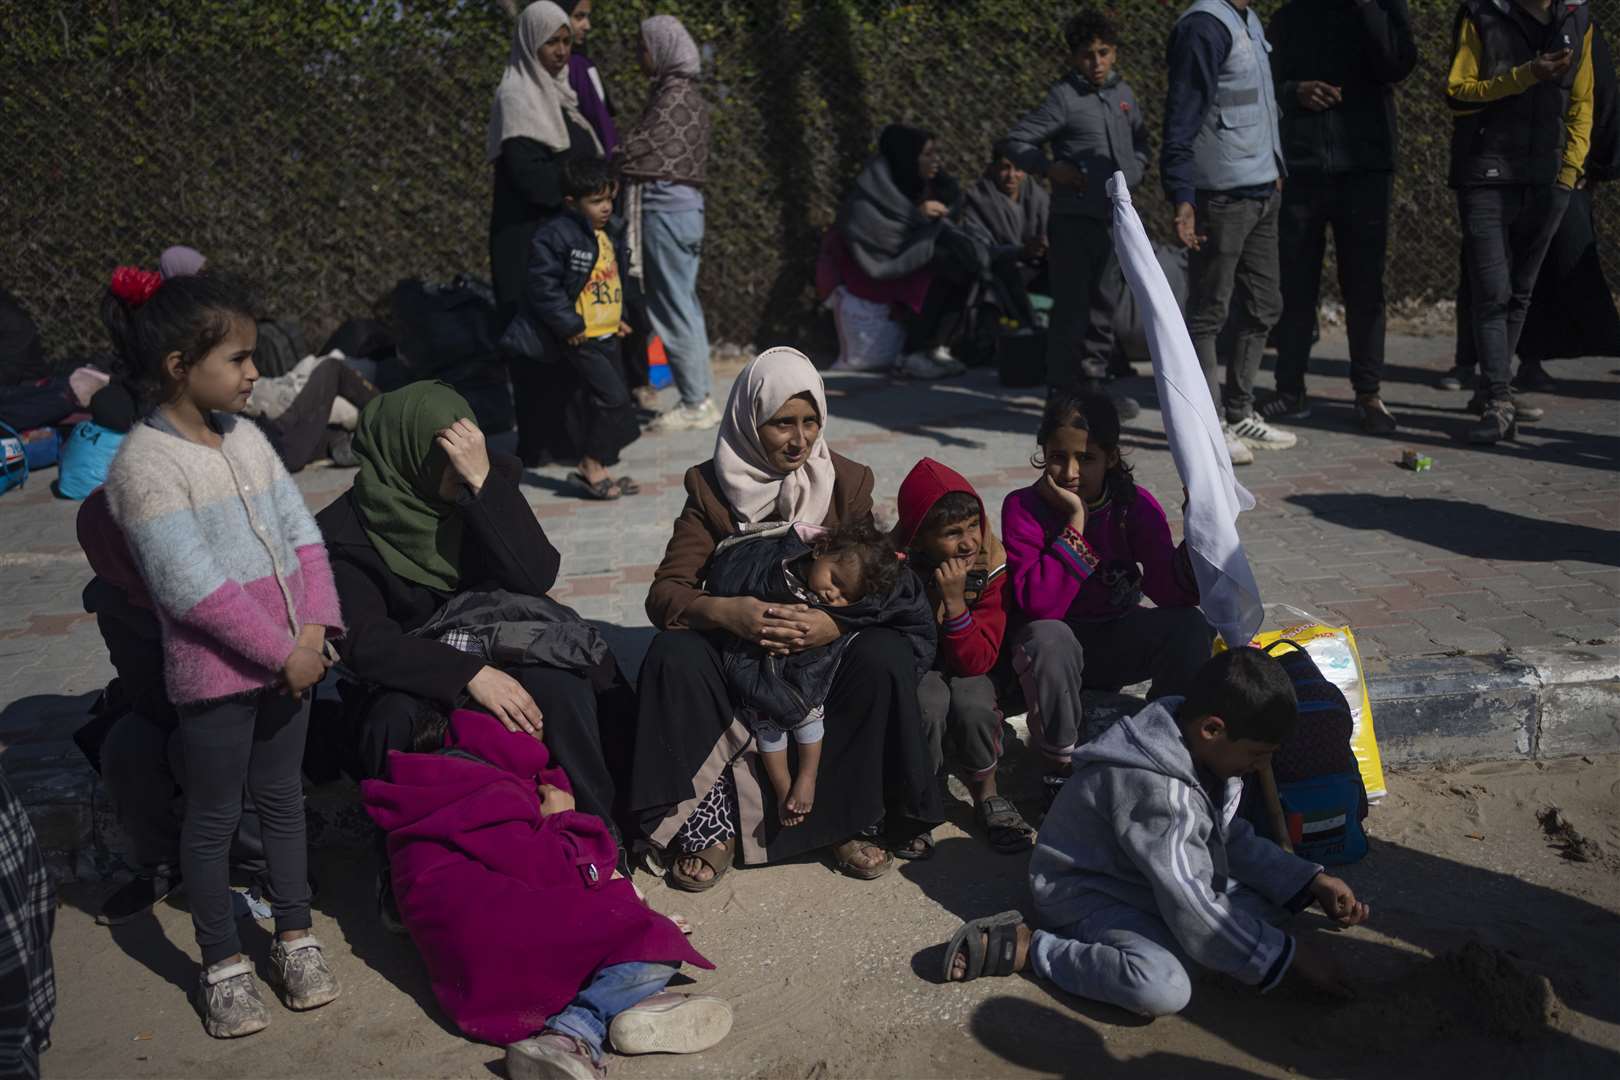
left=487, top=0, right=605, bottom=466
left=628, top=348, right=944, bottom=891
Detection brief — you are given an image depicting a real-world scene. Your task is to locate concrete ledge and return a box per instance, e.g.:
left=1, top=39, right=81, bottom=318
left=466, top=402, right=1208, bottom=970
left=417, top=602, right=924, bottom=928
left=1367, top=644, right=1620, bottom=765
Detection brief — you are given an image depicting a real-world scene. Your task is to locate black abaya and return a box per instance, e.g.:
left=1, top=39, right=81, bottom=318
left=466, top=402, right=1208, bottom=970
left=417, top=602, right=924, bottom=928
left=629, top=627, right=943, bottom=865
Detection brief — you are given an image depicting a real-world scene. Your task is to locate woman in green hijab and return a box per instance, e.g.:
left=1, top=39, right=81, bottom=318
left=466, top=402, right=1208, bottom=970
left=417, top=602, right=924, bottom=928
left=316, top=382, right=634, bottom=924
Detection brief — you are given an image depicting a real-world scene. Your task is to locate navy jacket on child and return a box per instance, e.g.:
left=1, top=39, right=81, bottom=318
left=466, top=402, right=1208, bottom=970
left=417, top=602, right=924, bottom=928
left=704, top=523, right=936, bottom=733
left=501, top=208, right=630, bottom=363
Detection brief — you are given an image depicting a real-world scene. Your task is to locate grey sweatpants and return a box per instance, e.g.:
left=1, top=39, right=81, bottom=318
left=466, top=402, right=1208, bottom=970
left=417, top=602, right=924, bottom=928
left=1011, top=609, right=1212, bottom=768
left=918, top=672, right=1001, bottom=779
left=1030, top=887, right=1289, bottom=1017
left=1186, top=191, right=1282, bottom=422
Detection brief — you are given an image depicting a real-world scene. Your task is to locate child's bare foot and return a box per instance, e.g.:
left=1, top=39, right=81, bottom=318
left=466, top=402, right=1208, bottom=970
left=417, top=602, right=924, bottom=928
left=780, top=771, right=816, bottom=826
left=942, top=912, right=1031, bottom=983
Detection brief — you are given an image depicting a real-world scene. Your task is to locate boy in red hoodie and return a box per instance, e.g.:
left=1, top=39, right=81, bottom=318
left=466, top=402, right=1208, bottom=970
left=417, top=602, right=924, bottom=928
left=894, top=458, right=1048, bottom=854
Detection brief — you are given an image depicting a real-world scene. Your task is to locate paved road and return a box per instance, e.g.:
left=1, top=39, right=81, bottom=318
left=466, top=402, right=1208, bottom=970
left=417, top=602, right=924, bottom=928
left=1, top=332, right=1615, bottom=744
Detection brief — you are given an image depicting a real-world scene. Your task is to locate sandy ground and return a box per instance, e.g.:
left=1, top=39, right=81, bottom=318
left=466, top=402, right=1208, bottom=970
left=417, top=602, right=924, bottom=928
left=42, top=751, right=1620, bottom=1080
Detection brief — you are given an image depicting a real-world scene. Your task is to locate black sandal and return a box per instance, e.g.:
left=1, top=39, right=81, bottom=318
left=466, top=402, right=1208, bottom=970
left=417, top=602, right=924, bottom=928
left=977, top=795, right=1035, bottom=854
left=889, top=830, right=935, bottom=861
left=942, top=910, right=1025, bottom=983
left=568, top=472, right=620, bottom=501
left=613, top=475, right=641, bottom=496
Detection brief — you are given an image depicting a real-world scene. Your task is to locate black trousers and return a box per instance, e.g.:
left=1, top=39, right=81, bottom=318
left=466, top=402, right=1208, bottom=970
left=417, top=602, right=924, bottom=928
left=1045, top=214, right=1117, bottom=388
left=355, top=663, right=623, bottom=840
left=628, top=628, right=943, bottom=862
left=1456, top=183, right=1571, bottom=402
left=1275, top=172, right=1393, bottom=397
left=179, top=693, right=311, bottom=967
left=564, top=337, right=640, bottom=467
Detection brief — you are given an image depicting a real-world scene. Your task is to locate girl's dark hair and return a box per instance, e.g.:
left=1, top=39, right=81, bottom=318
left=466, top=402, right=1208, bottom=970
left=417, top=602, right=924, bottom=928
left=812, top=521, right=902, bottom=600
left=408, top=698, right=451, bottom=754
left=100, top=271, right=255, bottom=397
left=1031, top=387, right=1091, bottom=468
left=1076, top=391, right=1137, bottom=506
left=1065, top=8, right=1122, bottom=52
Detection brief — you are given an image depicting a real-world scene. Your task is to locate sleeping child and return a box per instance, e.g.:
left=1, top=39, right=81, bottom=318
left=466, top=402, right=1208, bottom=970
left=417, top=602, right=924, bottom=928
left=704, top=520, right=935, bottom=827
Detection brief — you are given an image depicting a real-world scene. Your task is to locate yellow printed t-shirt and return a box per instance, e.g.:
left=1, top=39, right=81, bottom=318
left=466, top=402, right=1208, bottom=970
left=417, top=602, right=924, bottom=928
left=576, top=230, right=622, bottom=339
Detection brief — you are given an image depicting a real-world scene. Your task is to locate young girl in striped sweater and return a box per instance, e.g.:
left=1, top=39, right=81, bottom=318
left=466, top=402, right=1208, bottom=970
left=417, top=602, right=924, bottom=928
left=101, top=268, right=344, bottom=1038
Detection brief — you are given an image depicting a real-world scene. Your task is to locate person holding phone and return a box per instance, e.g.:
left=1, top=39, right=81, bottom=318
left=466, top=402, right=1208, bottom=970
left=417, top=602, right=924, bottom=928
left=1446, top=0, right=1595, bottom=445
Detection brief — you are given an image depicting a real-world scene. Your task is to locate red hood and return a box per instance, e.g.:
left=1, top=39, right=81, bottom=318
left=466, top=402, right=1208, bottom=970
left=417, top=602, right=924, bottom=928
left=894, top=457, right=985, bottom=550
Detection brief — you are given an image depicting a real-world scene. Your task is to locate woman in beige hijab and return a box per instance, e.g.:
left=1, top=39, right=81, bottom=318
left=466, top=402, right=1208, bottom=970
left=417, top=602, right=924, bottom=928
left=627, top=348, right=944, bottom=891
left=487, top=0, right=604, bottom=466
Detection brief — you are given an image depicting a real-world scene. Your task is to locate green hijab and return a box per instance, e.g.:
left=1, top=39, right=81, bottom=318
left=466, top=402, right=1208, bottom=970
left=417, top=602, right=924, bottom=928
left=351, top=382, right=473, bottom=592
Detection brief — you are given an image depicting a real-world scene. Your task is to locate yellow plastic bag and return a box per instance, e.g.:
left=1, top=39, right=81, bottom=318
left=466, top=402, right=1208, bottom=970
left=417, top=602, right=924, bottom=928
left=1217, top=605, right=1388, bottom=801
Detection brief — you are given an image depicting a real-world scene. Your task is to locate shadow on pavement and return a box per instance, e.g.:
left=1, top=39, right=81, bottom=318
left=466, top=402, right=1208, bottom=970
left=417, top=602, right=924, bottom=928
left=1286, top=493, right=1618, bottom=565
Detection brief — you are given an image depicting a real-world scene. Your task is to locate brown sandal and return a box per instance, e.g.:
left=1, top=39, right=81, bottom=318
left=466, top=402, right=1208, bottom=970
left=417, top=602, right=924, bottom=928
left=831, top=837, right=894, bottom=880
left=668, top=837, right=735, bottom=893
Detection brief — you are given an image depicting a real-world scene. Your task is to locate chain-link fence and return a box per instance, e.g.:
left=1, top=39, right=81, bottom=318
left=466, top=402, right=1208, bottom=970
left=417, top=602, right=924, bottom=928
left=3, top=0, right=1615, bottom=368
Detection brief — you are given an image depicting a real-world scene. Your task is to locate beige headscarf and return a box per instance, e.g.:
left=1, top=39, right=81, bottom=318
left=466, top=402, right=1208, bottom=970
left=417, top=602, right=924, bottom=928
left=486, top=1, right=602, bottom=162
left=714, top=347, right=837, bottom=526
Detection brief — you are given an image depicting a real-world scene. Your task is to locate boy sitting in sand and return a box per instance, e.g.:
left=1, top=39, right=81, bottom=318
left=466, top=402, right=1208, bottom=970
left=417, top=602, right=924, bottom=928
left=705, top=521, right=934, bottom=827
left=940, top=647, right=1369, bottom=1015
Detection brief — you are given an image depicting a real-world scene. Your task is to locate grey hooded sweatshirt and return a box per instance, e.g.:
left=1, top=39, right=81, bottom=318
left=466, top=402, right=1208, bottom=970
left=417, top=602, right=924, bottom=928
left=1029, top=699, right=1322, bottom=990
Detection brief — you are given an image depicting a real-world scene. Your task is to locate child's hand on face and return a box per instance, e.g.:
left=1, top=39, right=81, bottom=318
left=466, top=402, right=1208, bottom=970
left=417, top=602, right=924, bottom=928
left=1037, top=473, right=1087, bottom=532
left=933, top=556, right=972, bottom=617
left=538, top=783, right=576, bottom=817
left=1309, top=873, right=1370, bottom=927
left=616, top=320, right=632, bottom=338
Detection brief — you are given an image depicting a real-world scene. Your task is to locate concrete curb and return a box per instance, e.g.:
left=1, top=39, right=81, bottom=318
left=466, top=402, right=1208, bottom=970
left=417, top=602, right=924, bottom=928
left=11, top=646, right=1620, bottom=884
left=1006, top=644, right=1620, bottom=767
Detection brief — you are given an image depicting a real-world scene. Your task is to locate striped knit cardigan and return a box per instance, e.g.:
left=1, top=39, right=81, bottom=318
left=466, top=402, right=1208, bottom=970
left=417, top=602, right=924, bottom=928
left=103, top=414, right=343, bottom=706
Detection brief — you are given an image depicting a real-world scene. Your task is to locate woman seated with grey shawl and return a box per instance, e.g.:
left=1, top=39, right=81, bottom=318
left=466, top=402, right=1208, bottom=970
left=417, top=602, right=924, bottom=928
left=960, top=140, right=1051, bottom=363
left=831, top=125, right=1014, bottom=380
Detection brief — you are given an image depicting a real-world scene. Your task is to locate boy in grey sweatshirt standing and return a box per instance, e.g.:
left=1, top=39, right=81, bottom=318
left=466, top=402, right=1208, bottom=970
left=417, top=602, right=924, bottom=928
left=1005, top=8, right=1148, bottom=419
left=939, top=648, right=1368, bottom=1016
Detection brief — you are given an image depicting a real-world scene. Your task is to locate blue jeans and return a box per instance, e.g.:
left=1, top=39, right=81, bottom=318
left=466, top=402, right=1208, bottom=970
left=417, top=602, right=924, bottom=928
left=643, top=209, right=712, bottom=406
left=545, top=961, right=678, bottom=1062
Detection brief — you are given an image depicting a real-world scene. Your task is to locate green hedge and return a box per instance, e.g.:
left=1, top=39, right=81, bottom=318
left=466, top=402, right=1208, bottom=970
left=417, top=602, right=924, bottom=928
left=2, top=0, right=1613, bottom=363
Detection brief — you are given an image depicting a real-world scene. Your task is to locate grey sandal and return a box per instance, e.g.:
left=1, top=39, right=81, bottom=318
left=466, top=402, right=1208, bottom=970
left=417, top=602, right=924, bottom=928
left=978, top=795, right=1036, bottom=854
left=669, top=837, right=735, bottom=893
left=942, top=910, right=1026, bottom=983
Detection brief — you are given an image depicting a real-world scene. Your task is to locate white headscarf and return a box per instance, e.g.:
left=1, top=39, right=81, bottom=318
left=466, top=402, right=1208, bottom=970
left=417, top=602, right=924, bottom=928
left=486, top=1, right=602, bottom=162
left=714, top=347, right=837, bottom=526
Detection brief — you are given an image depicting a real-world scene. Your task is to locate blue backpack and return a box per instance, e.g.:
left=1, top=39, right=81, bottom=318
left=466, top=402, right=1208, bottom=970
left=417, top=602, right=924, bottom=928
left=54, top=421, right=124, bottom=500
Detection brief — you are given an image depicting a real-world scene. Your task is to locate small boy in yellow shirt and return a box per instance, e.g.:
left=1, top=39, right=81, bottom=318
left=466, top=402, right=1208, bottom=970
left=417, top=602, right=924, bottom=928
left=522, top=158, right=640, bottom=499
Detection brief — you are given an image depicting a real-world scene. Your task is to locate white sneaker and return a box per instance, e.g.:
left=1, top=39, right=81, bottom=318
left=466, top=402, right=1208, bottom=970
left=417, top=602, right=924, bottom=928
left=647, top=397, right=721, bottom=433
left=1227, top=413, right=1297, bottom=450
left=1223, top=426, right=1255, bottom=466
left=894, top=350, right=963, bottom=380
left=609, top=992, right=734, bottom=1056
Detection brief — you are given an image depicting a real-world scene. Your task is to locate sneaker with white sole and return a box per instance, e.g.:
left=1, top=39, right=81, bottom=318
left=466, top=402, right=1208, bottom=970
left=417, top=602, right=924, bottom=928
left=893, top=350, right=963, bottom=380
left=196, top=958, right=271, bottom=1039
left=647, top=397, right=721, bottom=433
left=268, top=935, right=341, bottom=1011
left=608, top=992, right=734, bottom=1056
left=1223, top=426, right=1255, bottom=466
left=1227, top=413, right=1297, bottom=450
left=507, top=1033, right=605, bottom=1080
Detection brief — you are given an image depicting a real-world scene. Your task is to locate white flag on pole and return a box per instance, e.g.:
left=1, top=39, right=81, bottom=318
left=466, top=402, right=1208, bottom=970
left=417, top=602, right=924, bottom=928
left=1106, top=172, right=1263, bottom=646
